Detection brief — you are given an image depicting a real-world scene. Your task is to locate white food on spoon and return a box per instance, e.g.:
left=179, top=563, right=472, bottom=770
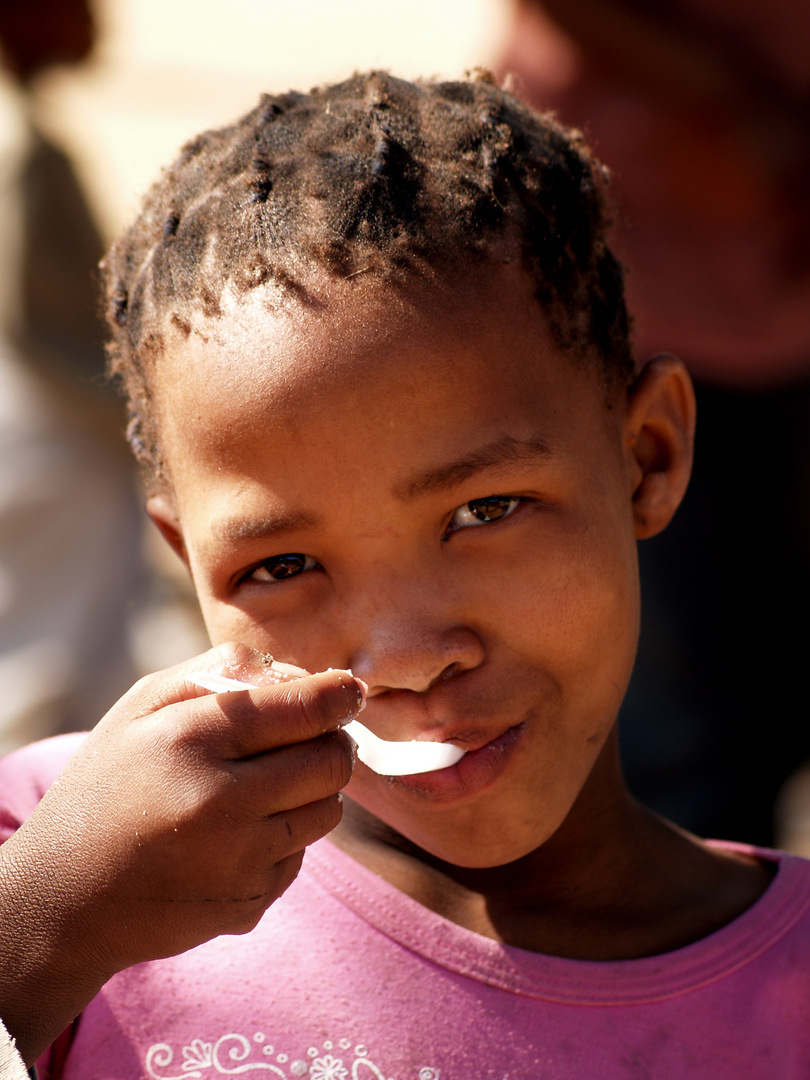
left=187, top=671, right=465, bottom=775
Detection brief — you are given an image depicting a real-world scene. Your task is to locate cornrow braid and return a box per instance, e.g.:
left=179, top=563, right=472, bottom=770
left=102, top=70, right=633, bottom=485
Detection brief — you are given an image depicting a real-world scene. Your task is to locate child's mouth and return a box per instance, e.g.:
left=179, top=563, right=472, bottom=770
left=374, top=722, right=525, bottom=798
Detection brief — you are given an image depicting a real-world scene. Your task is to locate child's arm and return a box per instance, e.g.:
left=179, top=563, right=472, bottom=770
left=0, top=644, right=362, bottom=1067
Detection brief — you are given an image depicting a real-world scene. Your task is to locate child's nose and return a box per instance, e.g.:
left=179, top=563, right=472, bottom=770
left=346, top=614, right=485, bottom=696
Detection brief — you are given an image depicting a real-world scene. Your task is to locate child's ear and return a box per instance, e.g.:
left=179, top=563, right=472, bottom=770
left=624, top=354, right=696, bottom=539
left=146, top=494, right=189, bottom=565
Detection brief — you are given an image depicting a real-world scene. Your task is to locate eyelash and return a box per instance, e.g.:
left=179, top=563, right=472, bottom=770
left=245, top=553, right=320, bottom=584
left=443, top=494, right=522, bottom=538
left=241, top=495, right=523, bottom=584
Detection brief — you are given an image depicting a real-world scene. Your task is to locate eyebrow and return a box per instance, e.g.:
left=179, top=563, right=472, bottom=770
left=397, top=435, right=553, bottom=500
left=215, top=510, right=319, bottom=543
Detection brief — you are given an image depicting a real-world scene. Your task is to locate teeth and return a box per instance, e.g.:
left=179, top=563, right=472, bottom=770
left=187, top=671, right=465, bottom=775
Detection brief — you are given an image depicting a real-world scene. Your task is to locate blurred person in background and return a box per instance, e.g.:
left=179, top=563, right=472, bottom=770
left=0, top=0, right=143, bottom=753
left=496, top=0, right=810, bottom=846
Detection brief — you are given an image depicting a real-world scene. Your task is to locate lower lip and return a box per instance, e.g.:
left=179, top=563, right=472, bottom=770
left=374, top=723, right=525, bottom=801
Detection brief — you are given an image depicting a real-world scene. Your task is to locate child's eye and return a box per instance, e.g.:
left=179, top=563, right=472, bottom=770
left=447, top=495, right=521, bottom=533
left=247, top=553, right=319, bottom=583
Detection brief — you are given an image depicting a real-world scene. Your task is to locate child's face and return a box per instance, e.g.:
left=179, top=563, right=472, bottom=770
left=149, top=264, right=681, bottom=868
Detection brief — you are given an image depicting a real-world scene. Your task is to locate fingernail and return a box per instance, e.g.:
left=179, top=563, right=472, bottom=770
left=344, top=732, right=359, bottom=765
left=354, top=677, right=368, bottom=710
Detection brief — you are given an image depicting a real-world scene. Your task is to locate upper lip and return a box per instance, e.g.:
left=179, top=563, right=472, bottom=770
left=443, top=725, right=520, bottom=754
left=358, top=682, right=520, bottom=753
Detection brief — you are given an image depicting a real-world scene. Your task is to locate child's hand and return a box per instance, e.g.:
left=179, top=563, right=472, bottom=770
left=0, top=643, right=363, bottom=1064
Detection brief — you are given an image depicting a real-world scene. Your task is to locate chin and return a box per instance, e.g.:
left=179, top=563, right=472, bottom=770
left=373, top=805, right=560, bottom=871
left=420, top=828, right=556, bottom=870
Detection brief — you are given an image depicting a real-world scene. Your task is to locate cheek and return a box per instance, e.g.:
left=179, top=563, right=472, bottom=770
left=197, top=594, right=334, bottom=670
left=499, top=518, right=638, bottom=652
left=499, top=525, right=640, bottom=736
left=198, top=599, right=274, bottom=651
left=186, top=545, right=309, bottom=657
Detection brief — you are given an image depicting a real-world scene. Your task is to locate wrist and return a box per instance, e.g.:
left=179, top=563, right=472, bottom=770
left=0, top=834, right=112, bottom=1066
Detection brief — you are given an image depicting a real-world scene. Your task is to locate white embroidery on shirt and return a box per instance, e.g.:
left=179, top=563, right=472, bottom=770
left=144, top=1034, right=438, bottom=1080
left=309, top=1054, right=347, bottom=1080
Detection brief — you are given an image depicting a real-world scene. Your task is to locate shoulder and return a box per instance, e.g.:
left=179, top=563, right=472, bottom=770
left=702, top=841, right=810, bottom=974
left=0, top=733, right=87, bottom=840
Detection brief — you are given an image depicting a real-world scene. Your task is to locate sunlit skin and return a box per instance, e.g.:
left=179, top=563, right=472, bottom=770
left=149, top=261, right=772, bottom=959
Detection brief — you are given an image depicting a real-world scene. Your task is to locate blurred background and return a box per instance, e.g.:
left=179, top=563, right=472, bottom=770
left=1, top=0, right=809, bottom=854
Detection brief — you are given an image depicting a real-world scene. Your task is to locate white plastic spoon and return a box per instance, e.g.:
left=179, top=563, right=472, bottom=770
left=187, top=671, right=465, bottom=776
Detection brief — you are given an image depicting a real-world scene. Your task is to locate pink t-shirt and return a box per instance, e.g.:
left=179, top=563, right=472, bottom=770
left=2, top=734, right=810, bottom=1079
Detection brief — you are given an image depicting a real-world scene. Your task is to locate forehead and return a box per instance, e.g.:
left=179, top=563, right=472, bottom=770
left=154, top=264, right=617, bottom=505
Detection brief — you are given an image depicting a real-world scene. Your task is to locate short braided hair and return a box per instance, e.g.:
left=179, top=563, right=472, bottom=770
left=102, top=70, right=633, bottom=485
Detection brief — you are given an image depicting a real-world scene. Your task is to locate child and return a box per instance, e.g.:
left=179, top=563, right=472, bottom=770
left=0, top=70, right=808, bottom=1080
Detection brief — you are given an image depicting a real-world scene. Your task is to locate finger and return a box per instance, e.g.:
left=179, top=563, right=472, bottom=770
left=117, top=642, right=310, bottom=717
left=262, top=792, right=345, bottom=857
left=128, top=849, right=308, bottom=947
left=226, top=849, right=307, bottom=936
left=203, top=798, right=343, bottom=910
left=170, top=670, right=366, bottom=760
left=231, top=729, right=355, bottom=815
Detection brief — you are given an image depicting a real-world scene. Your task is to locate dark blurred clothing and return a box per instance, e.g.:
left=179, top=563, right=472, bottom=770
left=621, top=379, right=810, bottom=844
left=499, top=0, right=810, bottom=384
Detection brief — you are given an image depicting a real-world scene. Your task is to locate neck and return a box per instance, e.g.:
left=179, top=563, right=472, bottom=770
left=331, top=735, right=774, bottom=960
